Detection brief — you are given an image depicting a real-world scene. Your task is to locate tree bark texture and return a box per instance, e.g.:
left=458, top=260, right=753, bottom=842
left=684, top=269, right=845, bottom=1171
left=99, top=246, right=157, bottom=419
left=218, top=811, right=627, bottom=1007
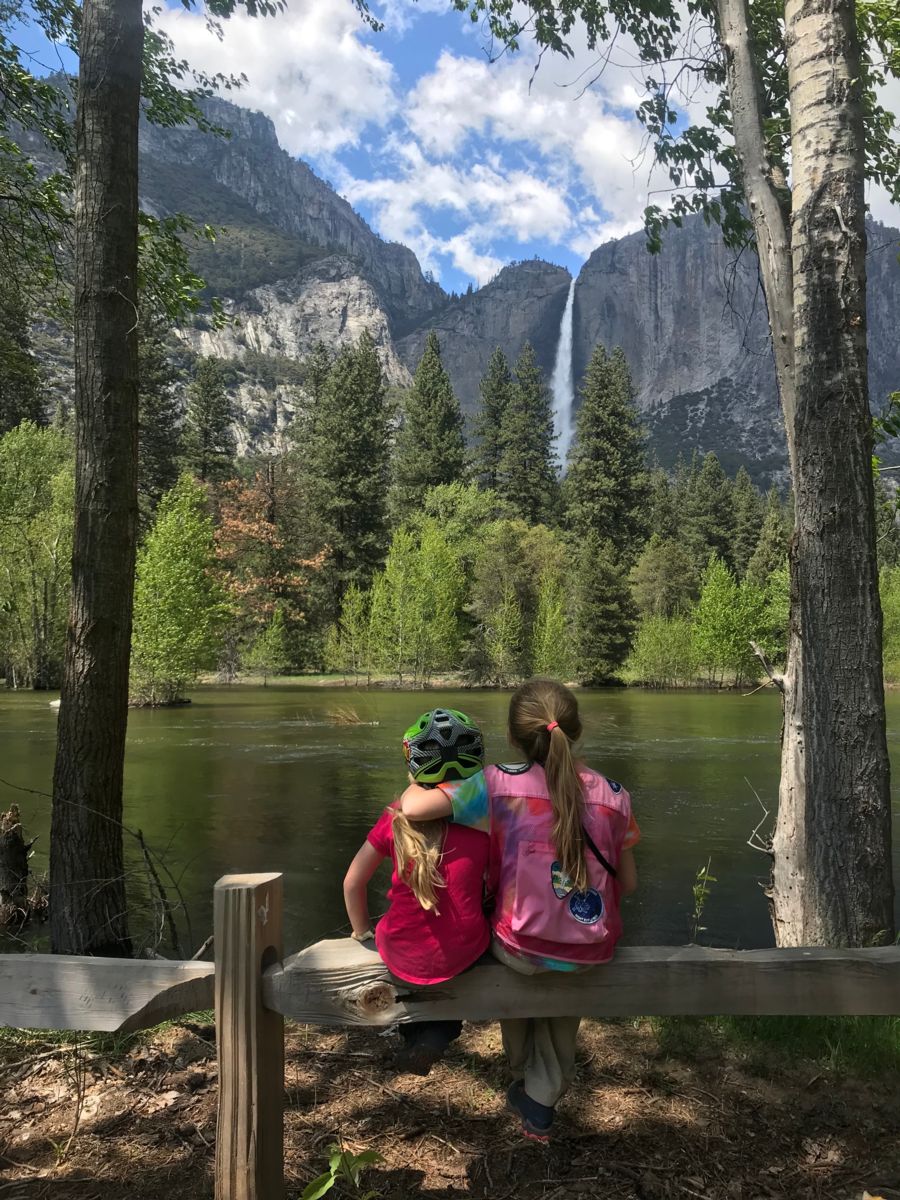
left=50, top=0, right=143, bottom=955
left=774, top=0, right=893, bottom=945
left=720, top=0, right=893, bottom=945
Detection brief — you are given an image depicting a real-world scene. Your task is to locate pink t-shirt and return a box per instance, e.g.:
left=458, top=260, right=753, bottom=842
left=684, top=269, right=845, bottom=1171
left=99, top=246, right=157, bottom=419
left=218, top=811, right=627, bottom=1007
left=367, top=807, right=491, bottom=986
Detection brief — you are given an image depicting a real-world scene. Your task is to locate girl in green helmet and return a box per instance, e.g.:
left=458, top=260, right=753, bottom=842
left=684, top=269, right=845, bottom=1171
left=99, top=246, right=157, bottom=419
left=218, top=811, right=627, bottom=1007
left=343, top=708, right=490, bottom=1074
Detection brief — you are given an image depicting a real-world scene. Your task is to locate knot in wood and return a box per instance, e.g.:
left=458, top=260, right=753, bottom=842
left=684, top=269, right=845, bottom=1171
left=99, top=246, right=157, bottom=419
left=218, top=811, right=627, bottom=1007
left=355, top=981, right=397, bottom=1016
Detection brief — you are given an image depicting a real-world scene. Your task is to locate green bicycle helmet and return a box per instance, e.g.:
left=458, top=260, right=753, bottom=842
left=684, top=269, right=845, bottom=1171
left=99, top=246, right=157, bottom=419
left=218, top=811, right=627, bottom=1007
left=402, top=708, right=484, bottom=784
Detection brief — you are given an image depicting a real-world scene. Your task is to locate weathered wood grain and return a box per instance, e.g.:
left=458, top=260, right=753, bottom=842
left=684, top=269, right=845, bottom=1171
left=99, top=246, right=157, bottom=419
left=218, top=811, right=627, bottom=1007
left=215, top=873, right=284, bottom=1200
left=0, top=954, right=214, bottom=1032
left=264, top=941, right=900, bottom=1025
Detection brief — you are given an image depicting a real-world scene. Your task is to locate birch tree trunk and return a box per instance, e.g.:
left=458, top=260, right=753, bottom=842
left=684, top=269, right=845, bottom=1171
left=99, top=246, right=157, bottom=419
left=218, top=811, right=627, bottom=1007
left=774, top=0, right=893, bottom=945
left=50, top=0, right=142, bottom=955
left=719, top=0, right=894, bottom=945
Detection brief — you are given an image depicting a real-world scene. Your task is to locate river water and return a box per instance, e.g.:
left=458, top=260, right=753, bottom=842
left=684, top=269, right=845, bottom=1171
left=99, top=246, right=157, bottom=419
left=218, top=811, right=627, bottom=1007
left=3, top=686, right=899, bottom=953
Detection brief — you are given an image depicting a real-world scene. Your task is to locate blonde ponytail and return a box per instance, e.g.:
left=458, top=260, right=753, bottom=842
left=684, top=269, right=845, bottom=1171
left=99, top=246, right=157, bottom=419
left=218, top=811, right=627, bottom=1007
left=391, top=810, right=447, bottom=912
left=508, top=677, right=587, bottom=890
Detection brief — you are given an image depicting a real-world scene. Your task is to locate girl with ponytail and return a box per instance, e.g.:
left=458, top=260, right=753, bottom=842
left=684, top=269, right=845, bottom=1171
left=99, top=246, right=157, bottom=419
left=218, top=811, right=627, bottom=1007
left=343, top=709, right=490, bottom=1075
left=400, top=678, right=639, bottom=1140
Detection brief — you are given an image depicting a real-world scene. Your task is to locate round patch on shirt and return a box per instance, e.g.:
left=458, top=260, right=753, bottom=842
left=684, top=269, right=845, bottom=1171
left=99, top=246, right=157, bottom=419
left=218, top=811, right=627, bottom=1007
left=551, top=860, right=574, bottom=898
left=568, top=888, right=604, bottom=925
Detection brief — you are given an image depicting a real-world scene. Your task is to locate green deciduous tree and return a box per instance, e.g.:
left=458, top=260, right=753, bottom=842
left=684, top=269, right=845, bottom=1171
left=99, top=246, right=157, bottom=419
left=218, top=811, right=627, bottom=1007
left=325, top=584, right=372, bottom=684
left=369, top=522, right=465, bottom=684
left=0, top=422, right=73, bottom=688
left=691, top=556, right=766, bottom=687
left=392, top=331, right=465, bottom=510
left=244, top=600, right=292, bottom=684
left=565, top=345, right=648, bottom=564
left=497, top=342, right=559, bottom=524
left=627, top=615, right=698, bottom=688
left=532, top=567, right=574, bottom=680
left=130, top=474, right=228, bottom=706
left=181, top=356, right=235, bottom=483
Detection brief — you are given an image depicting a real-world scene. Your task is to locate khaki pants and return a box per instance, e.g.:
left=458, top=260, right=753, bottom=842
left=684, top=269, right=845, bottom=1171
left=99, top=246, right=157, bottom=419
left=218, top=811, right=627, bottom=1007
left=491, top=940, right=583, bottom=1108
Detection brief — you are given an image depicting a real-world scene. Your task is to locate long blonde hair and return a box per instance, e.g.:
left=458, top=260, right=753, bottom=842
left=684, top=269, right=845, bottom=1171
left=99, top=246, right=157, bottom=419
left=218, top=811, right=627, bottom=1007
left=392, top=810, right=447, bottom=911
left=508, top=677, right=587, bottom=890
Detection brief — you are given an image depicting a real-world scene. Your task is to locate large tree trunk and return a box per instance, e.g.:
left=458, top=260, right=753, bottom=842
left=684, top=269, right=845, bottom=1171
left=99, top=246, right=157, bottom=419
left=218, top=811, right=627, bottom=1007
left=774, top=0, right=893, bottom=945
left=50, top=0, right=143, bottom=956
left=720, top=0, right=894, bottom=945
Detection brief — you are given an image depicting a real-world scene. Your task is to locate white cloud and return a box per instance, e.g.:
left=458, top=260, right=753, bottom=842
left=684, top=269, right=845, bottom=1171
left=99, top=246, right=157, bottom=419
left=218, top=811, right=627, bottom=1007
left=153, top=0, right=397, bottom=157
left=405, top=48, right=648, bottom=227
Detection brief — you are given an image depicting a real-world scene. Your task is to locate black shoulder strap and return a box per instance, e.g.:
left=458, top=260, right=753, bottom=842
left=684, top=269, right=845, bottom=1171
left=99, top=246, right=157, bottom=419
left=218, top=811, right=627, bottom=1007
left=582, top=825, right=617, bottom=878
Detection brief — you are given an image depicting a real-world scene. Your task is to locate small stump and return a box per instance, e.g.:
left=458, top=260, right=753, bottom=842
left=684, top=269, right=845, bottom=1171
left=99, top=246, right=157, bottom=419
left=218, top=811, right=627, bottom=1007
left=0, top=805, right=46, bottom=927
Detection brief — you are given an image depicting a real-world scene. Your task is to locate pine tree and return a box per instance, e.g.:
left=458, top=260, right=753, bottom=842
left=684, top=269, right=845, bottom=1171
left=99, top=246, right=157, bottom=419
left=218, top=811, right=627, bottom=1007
left=731, top=466, right=765, bottom=577
left=138, top=323, right=181, bottom=522
left=647, top=466, right=677, bottom=540
left=572, top=531, right=638, bottom=683
left=472, top=346, right=513, bottom=490
left=746, top=489, right=790, bottom=589
left=392, top=331, right=465, bottom=510
left=299, top=330, right=392, bottom=623
left=497, top=342, right=559, bottom=524
left=630, top=534, right=699, bottom=616
left=564, top=345, right=648, bottom=564
left=130, top=474, right=229, bottom=705
left=676, top=451, right=736, bottom=572
left=181, top=357, right=235, bottom=483
left=0, top=285, right=44, bottom=434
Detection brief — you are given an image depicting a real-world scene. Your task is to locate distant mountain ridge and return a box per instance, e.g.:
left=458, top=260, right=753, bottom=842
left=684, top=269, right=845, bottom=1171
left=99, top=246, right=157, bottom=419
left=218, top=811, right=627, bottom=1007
left=134, top=97, right=898, bottom=482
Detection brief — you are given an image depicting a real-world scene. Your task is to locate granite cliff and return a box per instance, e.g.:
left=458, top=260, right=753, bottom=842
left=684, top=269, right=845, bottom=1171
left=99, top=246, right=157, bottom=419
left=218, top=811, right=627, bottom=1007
left=130, top=98, right=900, bottom=483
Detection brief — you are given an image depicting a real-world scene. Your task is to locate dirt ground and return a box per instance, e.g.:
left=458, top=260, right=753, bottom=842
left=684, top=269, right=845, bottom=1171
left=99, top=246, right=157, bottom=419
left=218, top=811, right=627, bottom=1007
left=1, top=1018, right=897, bottom=1200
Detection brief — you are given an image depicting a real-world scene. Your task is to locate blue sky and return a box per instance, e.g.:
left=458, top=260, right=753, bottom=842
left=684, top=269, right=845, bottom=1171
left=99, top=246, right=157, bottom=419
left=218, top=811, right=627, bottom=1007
left=16, top=0, right=900, bottom=294
left=150, top=0, right=667, bottom=292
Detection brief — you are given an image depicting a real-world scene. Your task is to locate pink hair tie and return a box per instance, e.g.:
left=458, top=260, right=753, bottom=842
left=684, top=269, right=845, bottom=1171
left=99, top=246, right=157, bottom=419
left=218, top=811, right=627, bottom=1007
left=546, top=721, right=559, bottom=733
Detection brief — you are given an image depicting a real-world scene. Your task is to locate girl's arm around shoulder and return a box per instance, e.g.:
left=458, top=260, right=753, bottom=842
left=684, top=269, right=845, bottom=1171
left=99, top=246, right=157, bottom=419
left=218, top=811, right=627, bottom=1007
left=400, top=769, right=490, bottom=831
left=343, top=839, right=386, bottom=938
left=399, top=781, right=453, bottom=820
left=618, top=847, right=638, bottom=896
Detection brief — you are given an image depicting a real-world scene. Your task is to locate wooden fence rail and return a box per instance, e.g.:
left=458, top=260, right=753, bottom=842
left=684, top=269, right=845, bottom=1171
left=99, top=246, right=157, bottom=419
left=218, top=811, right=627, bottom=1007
left=3, top=872, right=900, bottom=1200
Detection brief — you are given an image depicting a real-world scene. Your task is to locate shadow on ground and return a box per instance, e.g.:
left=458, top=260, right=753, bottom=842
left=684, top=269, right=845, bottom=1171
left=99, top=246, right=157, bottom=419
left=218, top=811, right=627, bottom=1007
left=1, top=1019, right=899, bottom=1200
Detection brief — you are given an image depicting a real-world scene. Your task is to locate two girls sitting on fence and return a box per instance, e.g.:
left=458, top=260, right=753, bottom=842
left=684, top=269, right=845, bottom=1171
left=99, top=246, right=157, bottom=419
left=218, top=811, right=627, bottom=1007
left=401, top=678, right=640, bottom=1141
left=342, top=707, right=490, bottom=1075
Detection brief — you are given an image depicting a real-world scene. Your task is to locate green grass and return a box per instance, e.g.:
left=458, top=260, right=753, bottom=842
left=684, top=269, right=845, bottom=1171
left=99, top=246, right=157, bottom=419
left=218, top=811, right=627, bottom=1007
left=653, top=1014, right=900, bottom=1077
left=0, top=1010, right=216, bottom=1067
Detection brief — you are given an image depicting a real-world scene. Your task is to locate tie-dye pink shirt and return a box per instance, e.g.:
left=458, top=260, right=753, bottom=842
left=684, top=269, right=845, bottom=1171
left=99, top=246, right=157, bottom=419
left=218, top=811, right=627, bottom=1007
left=439, top=762, right=639, bottom=967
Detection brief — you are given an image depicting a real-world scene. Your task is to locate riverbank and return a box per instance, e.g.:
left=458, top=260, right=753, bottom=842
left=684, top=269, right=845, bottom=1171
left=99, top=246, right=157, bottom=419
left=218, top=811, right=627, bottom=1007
left=1, top=1016, right=897, bottom=1199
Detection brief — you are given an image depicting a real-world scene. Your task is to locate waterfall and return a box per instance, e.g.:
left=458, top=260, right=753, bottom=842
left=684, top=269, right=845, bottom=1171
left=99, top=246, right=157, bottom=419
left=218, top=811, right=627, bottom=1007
left=550, top=278, right=576, bottom=468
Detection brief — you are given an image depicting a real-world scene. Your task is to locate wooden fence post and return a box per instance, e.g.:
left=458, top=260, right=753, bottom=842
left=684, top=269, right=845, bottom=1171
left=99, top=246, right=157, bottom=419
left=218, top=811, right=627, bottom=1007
left=215, top=873, right=284, bottom=1200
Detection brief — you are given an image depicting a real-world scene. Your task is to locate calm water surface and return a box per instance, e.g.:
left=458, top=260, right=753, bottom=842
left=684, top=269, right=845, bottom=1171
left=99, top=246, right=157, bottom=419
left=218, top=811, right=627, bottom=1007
left=2, top=687, right=899, bottom=952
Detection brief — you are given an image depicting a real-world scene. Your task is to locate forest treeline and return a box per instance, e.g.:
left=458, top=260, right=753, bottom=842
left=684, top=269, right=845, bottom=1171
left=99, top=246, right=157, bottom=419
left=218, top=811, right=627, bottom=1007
left=3, top=319, right=900, bottom=699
